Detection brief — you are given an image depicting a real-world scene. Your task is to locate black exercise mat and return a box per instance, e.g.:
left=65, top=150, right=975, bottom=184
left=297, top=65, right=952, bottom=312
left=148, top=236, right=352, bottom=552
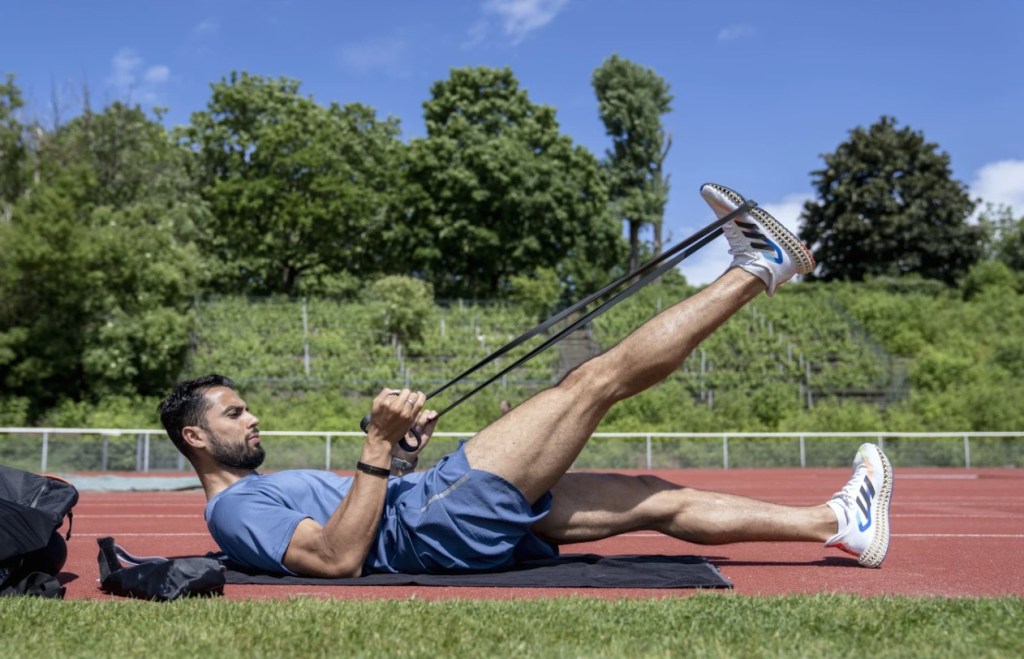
left=224, top=554, right=731, bottom=589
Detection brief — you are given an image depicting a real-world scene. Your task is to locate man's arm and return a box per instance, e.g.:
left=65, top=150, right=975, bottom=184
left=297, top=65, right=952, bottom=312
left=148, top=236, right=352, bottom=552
left=281, top=388, right=436, bottom=577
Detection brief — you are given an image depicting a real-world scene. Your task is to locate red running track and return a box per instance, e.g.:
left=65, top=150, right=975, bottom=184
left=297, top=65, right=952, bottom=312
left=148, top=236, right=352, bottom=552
left=57, top=467, right=1024, bottom=600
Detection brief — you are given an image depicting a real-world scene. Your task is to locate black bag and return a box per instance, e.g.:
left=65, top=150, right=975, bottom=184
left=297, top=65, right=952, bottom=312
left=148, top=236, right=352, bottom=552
left=0, top=465, right=79, bottom=599
left=97, top=536, right=225, bottom=601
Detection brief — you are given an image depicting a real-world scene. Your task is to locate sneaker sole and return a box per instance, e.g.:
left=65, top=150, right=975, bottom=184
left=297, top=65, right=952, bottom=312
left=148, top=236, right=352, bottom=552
left=858, top=445, right=893, bottom=568
left=701, top=182, right=816, bottom=275
left=748, top=206, right=816, bottom=275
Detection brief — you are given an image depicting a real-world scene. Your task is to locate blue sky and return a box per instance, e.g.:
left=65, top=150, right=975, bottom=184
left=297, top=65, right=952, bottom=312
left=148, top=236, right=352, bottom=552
left=3, top=0, right=1022, bottom=283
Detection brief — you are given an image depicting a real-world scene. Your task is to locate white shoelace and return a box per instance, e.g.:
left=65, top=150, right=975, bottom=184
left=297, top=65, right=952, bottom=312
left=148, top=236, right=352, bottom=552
left=832, top=464, right=869, bottom=508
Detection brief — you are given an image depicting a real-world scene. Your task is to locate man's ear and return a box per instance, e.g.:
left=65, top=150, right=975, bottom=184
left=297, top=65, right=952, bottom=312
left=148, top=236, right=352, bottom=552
left=182, top=426, right=206, bottom=451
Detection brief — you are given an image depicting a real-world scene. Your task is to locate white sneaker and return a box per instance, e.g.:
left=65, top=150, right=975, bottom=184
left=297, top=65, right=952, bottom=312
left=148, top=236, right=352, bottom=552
left=699, top=183, right=815, bottom=296
left=825, top=443, right=893, bottom=568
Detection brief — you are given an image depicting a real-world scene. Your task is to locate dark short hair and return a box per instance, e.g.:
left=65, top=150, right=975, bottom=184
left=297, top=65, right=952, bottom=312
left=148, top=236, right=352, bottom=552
left=158, top=374, right=236, bottom=457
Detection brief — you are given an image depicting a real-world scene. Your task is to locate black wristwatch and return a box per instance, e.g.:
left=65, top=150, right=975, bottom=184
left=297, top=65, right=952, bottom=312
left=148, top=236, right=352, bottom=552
left=391, top=456, right=417, bottom=473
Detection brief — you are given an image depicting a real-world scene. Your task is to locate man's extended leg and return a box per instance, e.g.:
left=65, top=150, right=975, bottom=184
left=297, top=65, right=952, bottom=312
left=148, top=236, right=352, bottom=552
left=534, top=472, right=837, bottom=545
left=532, top=442, right=893, bottom=568
left=464, top=183, right=815, bottom=504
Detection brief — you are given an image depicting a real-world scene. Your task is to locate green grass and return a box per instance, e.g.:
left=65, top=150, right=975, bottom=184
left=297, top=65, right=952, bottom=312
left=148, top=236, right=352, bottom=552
left=2, top=595, right=1021, bottom=658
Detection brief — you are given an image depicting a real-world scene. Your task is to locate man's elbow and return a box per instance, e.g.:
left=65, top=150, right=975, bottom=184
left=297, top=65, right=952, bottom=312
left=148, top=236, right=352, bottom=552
left=288, top=538, right=364, bottom=578
left=320, top=558, right=363, bottom=579
left=308, top=564, right=362, bottom=579
left=285, top=551, right=364, bottom=579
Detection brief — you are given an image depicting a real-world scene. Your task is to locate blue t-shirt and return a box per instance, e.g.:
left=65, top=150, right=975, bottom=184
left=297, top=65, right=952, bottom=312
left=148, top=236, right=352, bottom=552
left=205, top=470, right=356, bottom=574
left=205, top=449, right=557, bottom=575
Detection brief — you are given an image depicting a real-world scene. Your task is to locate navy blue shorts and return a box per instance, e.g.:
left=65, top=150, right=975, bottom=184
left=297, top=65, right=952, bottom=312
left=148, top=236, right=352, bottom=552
left=364, top=443, right=558, bottom=574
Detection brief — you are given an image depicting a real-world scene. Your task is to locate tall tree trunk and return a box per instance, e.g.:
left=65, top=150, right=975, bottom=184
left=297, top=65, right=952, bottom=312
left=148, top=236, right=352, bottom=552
left=629, top=219, right=640, bottom=274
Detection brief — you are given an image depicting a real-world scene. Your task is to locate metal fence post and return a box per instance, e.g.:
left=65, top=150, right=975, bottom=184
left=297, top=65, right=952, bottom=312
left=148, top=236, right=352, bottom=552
left=646, top=434, right=652, bottom=470
left=325, top=434, right=332, bottom=470
left=302, top=300, right=311, bottom=378
left=143, top=433, right=151, bottom=473
left=722, top=435, right=729, bottom=470
left=799, top=434, right=806, bottom=468
left=878, top=435, right=885, bottom=452
left=964, top=434, right=971, bottom=469
left=102, top=435, right=109, bottom=471
left=41, top=431, right=49, bottom=472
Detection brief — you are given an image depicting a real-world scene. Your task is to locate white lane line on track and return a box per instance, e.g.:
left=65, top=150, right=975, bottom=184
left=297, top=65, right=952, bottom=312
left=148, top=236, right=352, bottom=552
left=74, top=532, right=210, bottom=537
left=891, top=533, right=1024, bottom=539
left=79, top=514, right=195, bottom=518
left=898, top=497, right=1024, bottom=502
left=896, top=474, right=980, bottom=479
left=892, top=511, right=1019, bottom=517
left=618, top=532, right=1024, bottom=539
left=81, top=503, right=204, bottom=507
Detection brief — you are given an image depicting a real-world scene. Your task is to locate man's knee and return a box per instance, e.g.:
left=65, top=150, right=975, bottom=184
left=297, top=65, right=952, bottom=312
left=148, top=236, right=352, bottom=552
left=632, top=474, right=679, bottom=503
left=556, top=354, right=620, bottom=401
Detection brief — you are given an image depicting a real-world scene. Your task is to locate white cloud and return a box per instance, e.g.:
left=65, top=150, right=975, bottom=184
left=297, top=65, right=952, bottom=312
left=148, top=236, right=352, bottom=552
left=678, top=233, right=733, bottom=287
left=472, top=0, right=569, bottom=46
left=464, top=19, right=489, bottom=48
left=109, top=48, right=142, bottom=94
left=338, top=36, right=410, bottom=77
left=143, top=65, right=170, bottom=84
left=192, top=19, right=219, bottom=36
left=679, top=192, right=812, bottom=286
left=187, top=19, right=219, bottom=56
left=106, top=48, right=170, bottom=103
left=760, top=192, right=813, bottom=231
left=970, top=159, right=1024, bottom=216
left=717, top=23, right=755, bottom=42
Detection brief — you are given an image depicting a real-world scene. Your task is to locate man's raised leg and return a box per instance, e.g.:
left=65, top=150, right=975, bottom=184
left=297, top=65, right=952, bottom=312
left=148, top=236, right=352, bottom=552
left=464, top=267, right=764, bottom=503
left=464, top=183, right=816, bottom=504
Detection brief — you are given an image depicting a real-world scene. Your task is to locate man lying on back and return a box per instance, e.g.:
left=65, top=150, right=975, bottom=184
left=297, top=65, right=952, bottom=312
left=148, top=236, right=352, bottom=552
left=158, top=184, right=893, bottom=577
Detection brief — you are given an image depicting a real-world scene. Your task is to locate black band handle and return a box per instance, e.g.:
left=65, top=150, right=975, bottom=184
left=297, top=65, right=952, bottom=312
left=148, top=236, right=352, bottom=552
left=360, top=413, right=422, bottom=453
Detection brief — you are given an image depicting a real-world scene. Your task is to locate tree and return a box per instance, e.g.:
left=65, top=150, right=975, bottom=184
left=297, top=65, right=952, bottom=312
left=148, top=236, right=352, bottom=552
left=182, top=72, right=404, bottom=296
left=592, top=55, right=673, bottom=273
left=0, top=102, right=204, bottom=414
left=0, top=74, right=29, bottom=222
left=401, top=67, right=624, bottom=299
left=366, top=275, right=434, bottom=346
left=800, top=116, right=982, bottom=284
left=978, top=203, right=1024, bottom=272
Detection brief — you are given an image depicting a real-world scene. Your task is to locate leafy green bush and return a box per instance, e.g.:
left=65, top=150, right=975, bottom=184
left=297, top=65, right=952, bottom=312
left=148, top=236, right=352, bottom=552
left=365, top=275, right=435, bottom=345
left=508, top=267, right=561, bottom=321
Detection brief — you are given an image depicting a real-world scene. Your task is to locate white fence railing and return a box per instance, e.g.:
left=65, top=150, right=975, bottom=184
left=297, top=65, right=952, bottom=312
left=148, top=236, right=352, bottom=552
left=1, top=428, right=1022, bottom=472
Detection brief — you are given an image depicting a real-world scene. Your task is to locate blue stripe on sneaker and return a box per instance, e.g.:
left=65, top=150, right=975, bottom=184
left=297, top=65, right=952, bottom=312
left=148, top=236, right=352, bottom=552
left=765, top=238, right=784, bottom=264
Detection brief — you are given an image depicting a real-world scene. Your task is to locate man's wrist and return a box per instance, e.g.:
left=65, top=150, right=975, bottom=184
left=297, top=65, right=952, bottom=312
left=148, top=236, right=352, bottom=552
left=356, top=461, right=391, bottom=478
left=360, top=437, right=391, bottom=472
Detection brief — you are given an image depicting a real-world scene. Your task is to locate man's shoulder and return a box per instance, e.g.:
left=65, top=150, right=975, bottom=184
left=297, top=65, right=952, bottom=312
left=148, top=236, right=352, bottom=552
left=260, top=469, right=351, bottom=488
left=226, top=469, right=345, bottom=490
left=208, top=470, right=334, bottom=510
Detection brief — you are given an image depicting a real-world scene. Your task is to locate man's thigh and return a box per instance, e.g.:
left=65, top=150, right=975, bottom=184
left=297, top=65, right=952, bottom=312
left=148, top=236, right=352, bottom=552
left=463, top=365, right=617, bottom=501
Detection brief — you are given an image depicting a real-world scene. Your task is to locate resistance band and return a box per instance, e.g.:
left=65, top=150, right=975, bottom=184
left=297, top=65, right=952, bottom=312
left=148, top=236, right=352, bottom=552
left=363, top=198, right=757, bottom=449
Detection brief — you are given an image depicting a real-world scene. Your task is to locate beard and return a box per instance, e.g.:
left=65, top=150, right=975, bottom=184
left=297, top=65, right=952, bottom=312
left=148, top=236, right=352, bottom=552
left=205, top=428, right=266, bottom=470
